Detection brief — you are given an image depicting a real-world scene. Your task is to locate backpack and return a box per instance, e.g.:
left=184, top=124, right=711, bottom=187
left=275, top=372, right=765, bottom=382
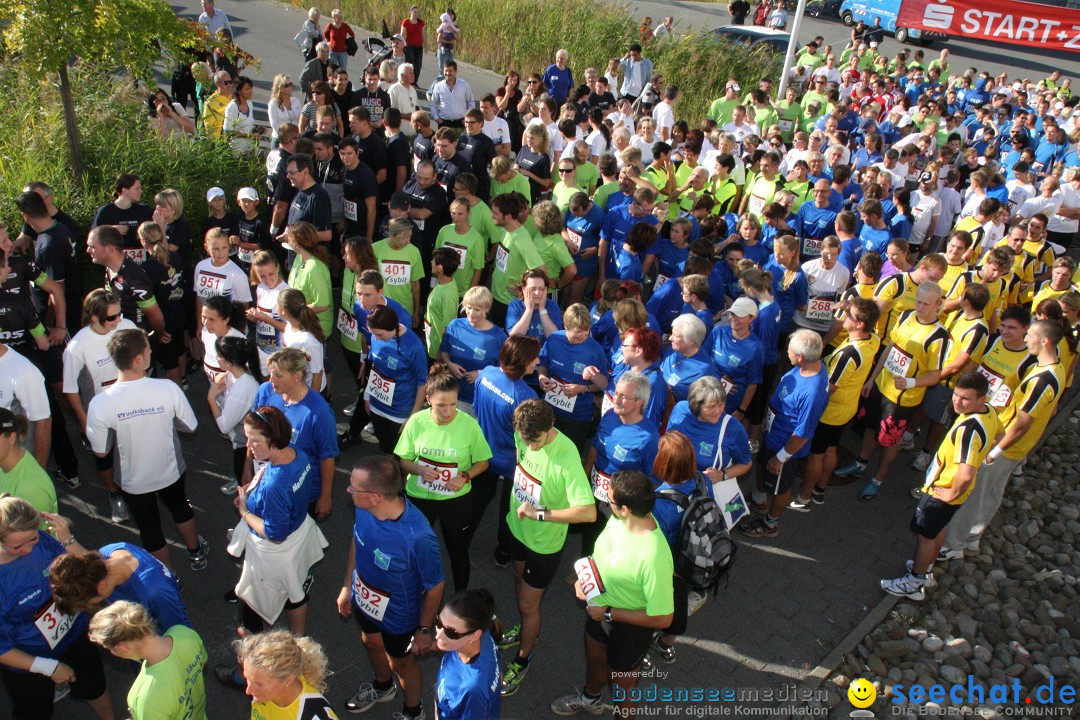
left=657, top=471, right=737, bottom=595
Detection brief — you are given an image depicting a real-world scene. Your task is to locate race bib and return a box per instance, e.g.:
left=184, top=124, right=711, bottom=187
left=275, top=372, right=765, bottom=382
left=512, top=463, right=543, bottom=506
left=748, top=194, right=766, bottom=216
left=123, top=247, right=147, bottom=264
left=884, top=345, right=914, bottom=377
left=344, top=198, right=358, bottom=222
left=924, top=456, right=941, bottom=490
left=802, top=236, right=823, bottom=258
left=655, top=273, right=671, bottom=288
left=566, top=229, right=583, bottom=254
left=366, top=367, right=396, bottom=407
left=414, top=217, right=426, bottom=231
left=336, top=308, right=358, bottom=341
left=416, top=457, right=458, bottom=495
left=601, top=392, right=615, bottom=417
left=805, top=296, right=835, bottom=322
left=495, top=244, right=509, bottom=273
left=720, top=376, right=735, bottom=398
left=381, top=260, right=411, bottom=286
left=573, top=557, right=607, bottom=603
left=238, top=246, right=255, bottom=264
left=196, top=271, right=226, bottom=299
left=445, top=242, right=468, bottom=269
left=544, top=378, right=577, bottom=414
left=34, top=599, right=76, bottom=649
left=590, top=467, right=613, bottom=502
left=765, top=407, right=776, bottom=434
left=351, top=572, right=390, bottom=622
left=977, top=365, right=1011, bottom=408
left=779, top=118, right=794, bottom=133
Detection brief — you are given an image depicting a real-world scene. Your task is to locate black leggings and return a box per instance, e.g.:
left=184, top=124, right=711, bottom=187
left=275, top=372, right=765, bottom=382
left=468, top=471, right=511, bottom=561
left=412, top=494, right=474, bottom=592
left=370, top=413, right=403, bottom=454
left=346, top=349, right=373, bottom=434
left=121, top=473, right=196, bottom=553
left=232, top=446, right=247, bottom=483
left=747, top=362, right=778, bottom=425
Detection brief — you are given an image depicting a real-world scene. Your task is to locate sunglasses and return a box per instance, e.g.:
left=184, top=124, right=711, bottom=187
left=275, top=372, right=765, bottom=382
left=434, top=615, right=470, bottom=640
left=559, top=167, right=574, bottom=173
left=219, top=80, right=234, bottom=86
left=103, top=312, right=122, bottom=322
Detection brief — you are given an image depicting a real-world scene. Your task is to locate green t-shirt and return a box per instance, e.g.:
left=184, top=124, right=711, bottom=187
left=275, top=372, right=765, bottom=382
left=0, top=452, right=57, bottom=522
left=436, top=224, right=486, bottom=296
left=424, top=280, right=459, bottom=358
left=128, top=625, right=208, bottom=720
left=752, top=105, right=779, bottom=136
left=288, top=255, right=333, bottom=337
left=551, top=182, right=579, bottom=213
left=707, top=97, right=739, bottom=126
left=800, top=90, right=828, bottom=113
left=338, top=268, right=363, bottom=353
left=574, top=161, right=599, bottom=195
left=643, top=165, right=670, bottom=202
left=395, top=410, right=493, bottom=501
left=507, top=431, right=593, bottom=554
left=592, top=181, right=620, bottom=212
left=534, top=233, right=574, bottom=286
left=492, top=226, right=543, bottom=304
left=797, top=51, right=825, bottom=70
left=372, top=239, right=424, bottom=319
left=468, top=199, right=498, bottom=248
left=490, top=173, right=532, bottom=205
left=775, top=101, right=803, bottom=143
left=589, top=516, right=674, bottom=617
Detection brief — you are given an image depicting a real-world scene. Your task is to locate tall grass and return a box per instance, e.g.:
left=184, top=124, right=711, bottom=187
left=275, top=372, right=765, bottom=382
left=310, top=0, right=777, bottom=122
left=0, top=61, right=263, bottom=235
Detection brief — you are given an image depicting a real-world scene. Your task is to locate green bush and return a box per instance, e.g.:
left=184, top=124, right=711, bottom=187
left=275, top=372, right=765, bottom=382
left=0, top=61, right=263, bottom=236
left=310, top=0, right=775, bottom=123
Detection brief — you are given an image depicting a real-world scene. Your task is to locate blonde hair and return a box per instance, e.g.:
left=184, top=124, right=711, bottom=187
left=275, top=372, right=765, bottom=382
left=387, top=218, right=414, bottom=247
left=88, top=601, right=156, bottom=649
left=531, top=201, right=563, bottom=236
left=154, top=189, right=184, bottom=218
left=462, top=285, right=493, bottom=312
left=0, top=494, right=41, bottom=539
left=489, top=155, right=514, bottom=178
left=271, top=74, right=294, bottom=109
left=136, top=221, right=171, bottom=266
left=267, top=347, right=309, bottom=377
left=249, top=250, right=280, bottom=285
left=235, top=630, right=330, bottom=693
left=205, top=226, right=230, bottom=249
left=613, top=298, right=647, bottom=335
left=524, top=124, right=550, bottom=155
left=774, top=235, right=801, bottom=291
left=563, top=303, right=592, bottom=331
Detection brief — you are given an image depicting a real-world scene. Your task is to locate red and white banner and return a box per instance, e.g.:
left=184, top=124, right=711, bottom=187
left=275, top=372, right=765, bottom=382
left=897, top=0, right=1080, bottom=53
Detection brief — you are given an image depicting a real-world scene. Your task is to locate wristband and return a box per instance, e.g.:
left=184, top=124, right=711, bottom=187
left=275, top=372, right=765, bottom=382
left=988, top=446, right=1003, bottom=461
left=539, top=308, right=549, bottom=315
left=904, top=377, right=917, bottom=389
left=536, top=506, right=547, bottom=522
left=270, top=225, right=280, bottom=236
left=30, top=657, right=59, bottom=677
left=775, top=448, right=792, bottom=463
left=61, top=535, right=77, bottom=547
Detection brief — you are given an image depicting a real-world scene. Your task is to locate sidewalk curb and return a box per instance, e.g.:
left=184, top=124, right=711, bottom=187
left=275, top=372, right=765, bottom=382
left=767, top=383, right=1080, bottom=720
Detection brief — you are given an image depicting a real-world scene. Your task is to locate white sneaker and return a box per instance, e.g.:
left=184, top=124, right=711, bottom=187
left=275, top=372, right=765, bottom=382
left=344, top=400, right=358, bottom=417
left=910, top=450, right=933, bottom=471
left=109, top=495, right=130, bottom=523
left=881, top=573, right=926, bottom=600
left=687, top=589, right=708, bottom=616
left=898, top=433, right=916, bottom=451
left=1011, top=460, right=1025, bottom=477
left=905, top=560, right=937, bottom=587
left=964, top=537, right=981, bottom=553
left=551, top=690, right=606, bottom=716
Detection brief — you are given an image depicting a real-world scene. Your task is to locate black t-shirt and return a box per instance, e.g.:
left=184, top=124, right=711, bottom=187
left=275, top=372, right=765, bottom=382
left=299, top=129, right=343, bottom=144
left=106, top=258, right=158, bottom=328
left=730, top=0, right=750, bottom=21
left=353, top=87, right=392, bottom=127
left=386, top=133, right=413, bottom=198
left=456, top=132, right=496, bottom=199
left=586, top=92, right=616, bottom=112
left=356, top=132, right=388, bottom=178
left=0, top=288, right=44, bottom=353
left=516, top=148, right=552, bottom=205
left=0, top=255, right=44, bottom=298
left=331, top=84, right=354, bottom=119
left=166, top=217, right=194, bottom=267
left=401, top=177, right=448, bottom=248
left=20, top=210, right=80, bottom=244
left=33, top=222, right=82, bottom=331
left=237, top=214, right=272, bottom=251
left=267, top=148, right=293, bottom=206
left=92, top=201, right=153, bottom=233
left=433, top=153, right=470, bottom=199
left=142, top=252, right=187, bottom=333
left=315, top=154, right=346, bottom=186
left=343, top=163, right=379, bottom=237
left=201, top=211, right=240, bottom=241
left=287, top=185, right=333, bottom=231
left=412, top=132, right=435, bottom=165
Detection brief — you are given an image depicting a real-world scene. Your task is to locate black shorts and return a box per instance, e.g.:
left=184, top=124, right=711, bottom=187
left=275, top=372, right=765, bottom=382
left=155, top=331, right=184, bottom=370
left=355, top=611, right=417, bottom=659
left=509, top=533, right=563, bottom=590
left=855, top=386, right=916, bottom=447
left=1, top=631, right=107, bottom=720
left=809, top=421, right=845, bottom=454
left=92, top=449, right=115, bottom=473
left=757, top=445, right=798, bottom=495
left=910, top=494, right=960, bottom=539
left=29, top=345, right=64, bottom=385
left=585, top=616, right=654, bottom=673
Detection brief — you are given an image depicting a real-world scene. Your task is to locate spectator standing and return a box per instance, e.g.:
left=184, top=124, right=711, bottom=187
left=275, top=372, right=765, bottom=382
left=322, top=9, right=355, bottom=71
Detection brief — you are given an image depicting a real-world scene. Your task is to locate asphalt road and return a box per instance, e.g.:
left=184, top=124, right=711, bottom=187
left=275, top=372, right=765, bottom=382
left=624, top=0, right=1080, bottom=82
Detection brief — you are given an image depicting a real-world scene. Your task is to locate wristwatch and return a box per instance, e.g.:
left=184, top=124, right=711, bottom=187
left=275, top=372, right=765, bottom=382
left=417, top=625, right=433, bottom=636
left=721, top=470, right=730, bottom=482
left=460, top=470, right=471, bottom=483
left=535, top=506, right=548, bottom=522
left=603, top=607, right=613, bottom=622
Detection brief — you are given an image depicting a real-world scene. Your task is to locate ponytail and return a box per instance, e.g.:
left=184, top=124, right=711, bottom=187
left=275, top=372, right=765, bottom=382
left=204, top=295, right=247, bottom=332
left=279, top=288, right=326, bottom=342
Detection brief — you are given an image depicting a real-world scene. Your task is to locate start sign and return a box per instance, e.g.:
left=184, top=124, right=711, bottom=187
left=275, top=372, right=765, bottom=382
left=898, top=0, right=1080, bottom=51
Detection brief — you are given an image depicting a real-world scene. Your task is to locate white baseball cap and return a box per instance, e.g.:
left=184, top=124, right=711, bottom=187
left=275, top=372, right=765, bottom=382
left=206, top=186, right=225, bottom=202
left=237, top=187, right=259, bottom=202
left=726, top=297, right=759, bottom=318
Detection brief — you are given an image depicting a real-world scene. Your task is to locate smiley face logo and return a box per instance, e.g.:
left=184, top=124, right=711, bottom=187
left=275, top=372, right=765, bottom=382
left=848, top=678, right=876, bottom=708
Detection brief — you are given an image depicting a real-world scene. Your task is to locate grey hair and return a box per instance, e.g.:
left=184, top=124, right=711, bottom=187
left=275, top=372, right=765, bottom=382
left=613, top=127, right=632, bottom=142
left=397, top=63, right=414, bottom=81
left=214, top=70, right=231, bottom=83
left=316, top=41, right=330, bottom=53
left=788, top=329, right=823, bottom=363
left=687, top=376, right=727, bottom=417
left=616, top=370, right=651, bottom=407
left=307, top=7, right=319, bottom=20
left=720, top=132, right=737, bottom=145
left=671, top=314, right=707, bottom=348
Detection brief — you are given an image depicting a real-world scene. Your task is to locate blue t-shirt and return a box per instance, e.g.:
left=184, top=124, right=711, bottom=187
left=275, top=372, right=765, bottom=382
left=679, top=304, right=714, bottom=333
left=708, top=324, right=764, bottom=414
left=0, top=532, right=88, bottom=660
left=101, top=543, right=190, bottom=632
left=592, top=412, right=660, bottom=483
left=368, top=328, right=429, bottom=423
left=565, top=203, right=605, bottom=279
left=350, top=500, right=444, bottom=634
left=649, top=238, right=690, bottom=281
left=600, top=206, right=659, bottom=276
left=666, top=402, right=751, bottom=472
left=646, top=278, right=685, bottom=335
left=539, top=331, right=608, bottom=422
left=253, top=382, right=339, bottom=505
left=858, top=224, right=891, bottom=256
left=354, top=297, right=413, bottom=347
left=591, top=310, right=662, bottom=357
left=440, top=319, right=507, bottom=405
left=474, top=366, right=537, bottom=477
left=661, top=346, right=720, bottom=403
left=436, top=631, right=501, bottom=720
left=838, top=237, right=863, bottom=274
left=615, top=247, right=644, bottom=283
left=604, top=364, right=669, bottom=429
left=763, top=364, right=830, bottom=459
left=505, top=299, right=564, bottom=340
left=762, top=257, right=808, bottom=333
left=792, top=203, right=838, bottom=261
left=890, top=213, right=912, bottom=243
left=752, top=300, right=783, bottom=365
left=247, top=449, right=313, bottom=541
left=712, top=262, right=739, bottom=314
left=653, top=476, right=715, bottom=552
left=740, top=240, right=770, bottom=267
left=542, top=64, right=574, bottom=105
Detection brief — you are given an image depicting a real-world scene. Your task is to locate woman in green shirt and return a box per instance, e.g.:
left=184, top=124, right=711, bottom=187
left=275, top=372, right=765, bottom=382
left=530, top=201, right=577, bottom=295
left=88, top=601, right=208, bottom=720
left=338, top=237, right=377, bottom=417
left=284, top=222, right=333, bottom=338
left=394, top=364, right=492, bottom=592
left=0, top=409, right=57, bottom=519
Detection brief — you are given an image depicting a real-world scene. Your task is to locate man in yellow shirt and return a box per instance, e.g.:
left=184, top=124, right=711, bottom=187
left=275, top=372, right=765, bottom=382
left=940, top=320, right=1065, bottom=561
left=873, top=253, right=948, bottom=340
left=199, top=71, right=234, bottom=139
left=881, top=370, right=999, bottom=600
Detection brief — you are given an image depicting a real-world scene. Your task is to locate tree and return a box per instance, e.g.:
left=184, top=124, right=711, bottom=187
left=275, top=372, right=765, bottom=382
left=0, top=0, right=206, bottom=189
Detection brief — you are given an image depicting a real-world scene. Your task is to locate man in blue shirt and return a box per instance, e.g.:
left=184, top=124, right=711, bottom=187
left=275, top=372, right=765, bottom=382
left=598, top=187, right=658, bottom=284
left=739, top=329, right=829, bottom=538
left=542, top=49, right=574, bottom=105
left=429, top=62, right=474, bottom=129
left=792, top=180, right=838, bottom=261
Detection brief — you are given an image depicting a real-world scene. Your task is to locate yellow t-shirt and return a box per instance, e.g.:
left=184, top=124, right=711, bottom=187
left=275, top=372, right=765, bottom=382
left=922, top=406, right=1001, bottom=505
left=942, top=313, right=990, bottom=386
left=938, top=259, right=971, bottom=297
left=999, top=361, right=1065, bottom=461
left=828, top=283, right=877, bottom=349
left=821, top=335, right=881, bottom=426
left=876, top=310, right=951, bottom=407
left=944, top=270, right=1006, bottom=327
left=873, top=271, right=916, bottom=338
left=975, top=336, right=1036, bottom=410
left=252, top=679, right=339, bottom=720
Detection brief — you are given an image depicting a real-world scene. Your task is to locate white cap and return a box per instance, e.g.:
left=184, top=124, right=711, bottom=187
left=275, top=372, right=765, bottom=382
left=727, top=81, right=741, bottom=92
left=869, top=41, right=878, bottom=48
left=897, top=114, right=913, bottom=129
left=726, top=297, right=759, bottom=318
left=237, top=187, right=259, bottom=202
left=206, top=186, right=225, bottom=202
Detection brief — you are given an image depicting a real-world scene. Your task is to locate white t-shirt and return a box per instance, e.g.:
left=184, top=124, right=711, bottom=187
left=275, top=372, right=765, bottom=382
left=0, top=348, right=49, bottom=422
left=254, top=281, right=290, bottom=374
left=86, top=376, right=198, bottom=492
left=585, top=128, right=610, bottom=159
left=214, top=372, right=260, bottom=449
left=1006, top=180, right=1036, bottom=219
left=796, top=260, right=850, bottom=331
left=202, top=326, right=247, bottom=381
left=1017, top=194, right=1062, bottom=222
left=193, top=258, right=253, bottom=303
left=652, top=101, right=675, bottom=139
left=282, top=325, right=326, bottom=392
left=482, top=116, right=510, bottom=148
left=909, top=190, right=942, bottom=248
left=267, top=97, right=302, bottom=137
left=62, top=319, right=138, bottom=409
left=720, top=121, right=760, bottom=144
left=1048, top=184, right=1080, bottom=234
left=630, top=135, right=656, bottom=165
left=933, top=187, right=962, bottom=237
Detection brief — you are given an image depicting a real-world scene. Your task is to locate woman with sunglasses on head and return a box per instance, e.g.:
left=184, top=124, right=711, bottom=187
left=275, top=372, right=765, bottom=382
left=267, top=74, right=302, bottom=147
left=434, top=588, right=502, bottom=720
